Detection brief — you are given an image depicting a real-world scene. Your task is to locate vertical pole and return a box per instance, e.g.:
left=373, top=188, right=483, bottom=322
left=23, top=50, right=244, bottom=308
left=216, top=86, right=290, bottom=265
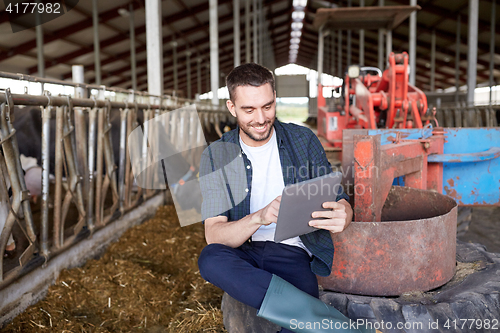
left=72, top=65, right=86, bottom=98
left=197, top=57, right=202, bottom=95
left=210, top=0, right=219, bottom=105
left=347, top=0, right=352, bottom=67
left=53, top=107, right=64, bottom=247
left=146, top=0, right=164, bottom=96
left=430, top=29, right=436, bottom=91
left=337, top=30, right=342, bottom=77
left=245, top=0, right=251, bottom=63
left=124, top=106, right=134, bottom=208
left=318, top=26, right=325, bottom=108
left=263, top=10, right=270, bottom=68
left=409, top=0, right=417, bottom=86
left=386, top=30, right=392, bottom=66
left=378, top=32, right=384, bottom=69
left=253, top=0, right=258, bottom=63
left=40, top=106, right=50, bottom=256
left=359, top=0, right=365, bottom=66
left=92, top=0, right=101, bottom=85
left=233, top=0, right=241, bottom=67
left=347, top=30, right=351, bottom=67
left=331, top=31, right=336, bottom=77
left=206, top=64, right=210, bottom=94
left=378, top=32, right=384, bottom=70
left=318, top=26, right=324, bottom=86
left=94, top=102, right=104, bottom=225
left=467, top=0, right=478, bottom=105
left=87, top=107, right=97, bottom=232
left=186, top=50, right=192, bottom=99
left=378, top=0, right=384, bottom=70
left=455, top=15, right=461, bottom=104
left=130, top=3, right=137, bottom=91
left=489, top=0, right=496, bottom=105
left=72, top=65, right=88, bottom=196
left=118, top=108, right=127, bottom=212
left=36, top=7, right=44, bottom=78
left=259, top=0, right=264, bottom=65
left=325, top=33, right=329, bottom=74
left=172, top=40, right=178, bottom=93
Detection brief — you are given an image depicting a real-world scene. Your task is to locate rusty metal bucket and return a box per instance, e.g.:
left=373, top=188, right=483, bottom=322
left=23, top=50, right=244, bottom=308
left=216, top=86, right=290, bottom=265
left=318, top=186, right=457, bottom=296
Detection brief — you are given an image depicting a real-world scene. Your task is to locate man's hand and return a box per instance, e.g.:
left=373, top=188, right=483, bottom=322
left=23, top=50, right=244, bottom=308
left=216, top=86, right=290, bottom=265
left=251, top=195, right=282, bottom=226
left=204, top=195, right=282, bottom=247
left=308, top=199, right=353, bottom=234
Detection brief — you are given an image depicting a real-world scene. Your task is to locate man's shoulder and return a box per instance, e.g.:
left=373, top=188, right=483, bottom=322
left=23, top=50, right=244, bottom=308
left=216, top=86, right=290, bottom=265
left=219, top=126, right=239, bottom=143
left=275, top=120, right=326, bottom=162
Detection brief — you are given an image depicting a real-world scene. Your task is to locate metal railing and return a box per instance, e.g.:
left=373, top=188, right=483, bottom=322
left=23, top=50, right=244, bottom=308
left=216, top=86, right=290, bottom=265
left=0, top=75, right=232, bottom=290
left=432, top=102, right=499, bottom=128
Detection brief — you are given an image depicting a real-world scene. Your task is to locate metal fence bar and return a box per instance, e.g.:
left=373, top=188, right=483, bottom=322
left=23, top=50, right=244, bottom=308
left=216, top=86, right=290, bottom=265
left=101, top=103, right=120, bottom=225
left=87, top=107, right=97, bottom=233
left=74, top=107, right=88, bottom=196
left=433, top=103, right=499, bottom=128
left=118, top=108, right=128, bottom=214
left=40, top=105, right=51, bottom=257
left=124, top=108, right=132, bottom=209
left=53, top=106, right=64, bottom=248
left=142, top=109, right=152, bottom=200
left=95, top=106, right=105, bottom=226
left=124, top=106, right=140, bottom=209
left=61, top=103, right=86, bottom=245
left=0, top=94, right=226, bottom=113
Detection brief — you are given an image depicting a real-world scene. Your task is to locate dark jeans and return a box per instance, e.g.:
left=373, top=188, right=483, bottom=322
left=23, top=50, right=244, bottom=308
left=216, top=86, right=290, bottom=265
left=198, top=241, right=319, bottom=332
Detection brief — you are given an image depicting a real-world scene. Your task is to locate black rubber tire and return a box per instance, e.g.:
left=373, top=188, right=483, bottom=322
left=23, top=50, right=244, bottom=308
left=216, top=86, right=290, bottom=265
left=222, top=293, right=281, bottom=333
left=221, top=241, right=500, bottom=333
left=320, top=241, right=500, bottom=333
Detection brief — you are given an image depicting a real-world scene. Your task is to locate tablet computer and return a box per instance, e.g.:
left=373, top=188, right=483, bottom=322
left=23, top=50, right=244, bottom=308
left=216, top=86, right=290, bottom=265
left=274, top=172, right=343, bottom=243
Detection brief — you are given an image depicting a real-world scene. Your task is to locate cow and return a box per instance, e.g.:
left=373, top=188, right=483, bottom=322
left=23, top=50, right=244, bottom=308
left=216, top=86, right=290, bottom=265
left=0, top=153, right=41, bottom=257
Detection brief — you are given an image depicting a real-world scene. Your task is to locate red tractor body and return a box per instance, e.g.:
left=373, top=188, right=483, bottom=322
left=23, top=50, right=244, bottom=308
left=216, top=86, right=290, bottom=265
left=317, top=52, right=430, bottom=147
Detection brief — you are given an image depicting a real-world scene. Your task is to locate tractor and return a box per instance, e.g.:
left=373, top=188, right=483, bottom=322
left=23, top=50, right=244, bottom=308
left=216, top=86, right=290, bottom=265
left=317, top=52, right=433, bottom=147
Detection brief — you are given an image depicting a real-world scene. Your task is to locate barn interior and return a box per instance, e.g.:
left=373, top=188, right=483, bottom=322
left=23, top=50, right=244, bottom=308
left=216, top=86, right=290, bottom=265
left=0, top=0, right=499, bottom=332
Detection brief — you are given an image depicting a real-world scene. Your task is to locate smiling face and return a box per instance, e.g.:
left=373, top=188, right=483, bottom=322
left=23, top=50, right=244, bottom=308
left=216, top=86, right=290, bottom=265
left=226, top=83, right=276, bottom=147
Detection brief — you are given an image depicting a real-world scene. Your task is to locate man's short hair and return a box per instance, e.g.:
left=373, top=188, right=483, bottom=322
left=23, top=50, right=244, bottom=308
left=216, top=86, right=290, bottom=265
left=226, top=63, right=275, bottom=102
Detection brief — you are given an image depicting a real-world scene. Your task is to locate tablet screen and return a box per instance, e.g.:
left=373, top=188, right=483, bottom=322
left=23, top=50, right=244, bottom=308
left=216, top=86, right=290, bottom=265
left=274, top=172, right=343, bottom=242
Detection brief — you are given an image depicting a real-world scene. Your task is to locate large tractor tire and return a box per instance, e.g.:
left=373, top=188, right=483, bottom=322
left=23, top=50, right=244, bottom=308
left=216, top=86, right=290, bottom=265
left=222, top=241, right=500, bottom=333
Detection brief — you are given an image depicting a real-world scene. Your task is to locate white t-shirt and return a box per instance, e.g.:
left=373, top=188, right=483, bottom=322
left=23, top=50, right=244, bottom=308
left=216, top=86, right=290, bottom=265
left=240, top=128, right=310, bottom=254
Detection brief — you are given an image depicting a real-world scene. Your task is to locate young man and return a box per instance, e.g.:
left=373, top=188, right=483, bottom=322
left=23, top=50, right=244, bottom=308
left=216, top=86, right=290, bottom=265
left=198, top=63, right=373, bottom=333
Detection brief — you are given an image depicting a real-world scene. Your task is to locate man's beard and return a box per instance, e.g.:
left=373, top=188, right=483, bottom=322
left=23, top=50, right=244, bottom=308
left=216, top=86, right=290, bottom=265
left=238, top=117, right=275, bottom=142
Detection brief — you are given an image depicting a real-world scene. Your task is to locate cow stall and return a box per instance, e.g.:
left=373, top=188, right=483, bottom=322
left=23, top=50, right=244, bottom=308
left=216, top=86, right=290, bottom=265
left=0, top=73, right=233, bottom=326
